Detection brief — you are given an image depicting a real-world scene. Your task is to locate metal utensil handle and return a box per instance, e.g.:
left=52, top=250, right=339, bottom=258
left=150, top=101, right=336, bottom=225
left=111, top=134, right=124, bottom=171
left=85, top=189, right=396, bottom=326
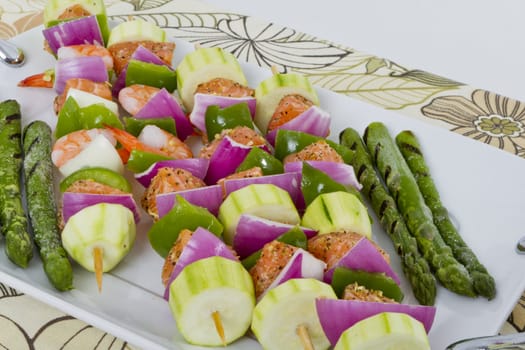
left=447, top=333, right=525, bottom=350
left=0, top=39, right=25, bottom=66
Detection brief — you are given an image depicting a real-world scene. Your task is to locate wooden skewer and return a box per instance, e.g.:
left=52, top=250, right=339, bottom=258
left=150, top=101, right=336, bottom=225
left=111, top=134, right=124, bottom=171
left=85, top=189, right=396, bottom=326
left=211, top=310, right=227, bottom=346
left=93, top=246, right=104, bottom=293
left=296, top=324, right=315, bottom=350
left=271, top=65, right=280, bottom=75
left=194, top=43, right=202, bottom=50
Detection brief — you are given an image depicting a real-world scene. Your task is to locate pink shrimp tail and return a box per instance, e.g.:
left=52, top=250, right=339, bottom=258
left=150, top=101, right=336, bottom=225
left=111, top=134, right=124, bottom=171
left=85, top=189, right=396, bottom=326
left=18, top=71, right=54, bottom=88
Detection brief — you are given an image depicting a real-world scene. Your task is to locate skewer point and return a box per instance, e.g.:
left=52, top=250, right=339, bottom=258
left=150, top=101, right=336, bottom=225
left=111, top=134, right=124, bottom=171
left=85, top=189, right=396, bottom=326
left=93, top=246, right=104, bottom=293
left=211, top=310, right=227, bottom=346
left=271, top=65, right=280, bottom=75
left=296, top=324, right=315, bottom=350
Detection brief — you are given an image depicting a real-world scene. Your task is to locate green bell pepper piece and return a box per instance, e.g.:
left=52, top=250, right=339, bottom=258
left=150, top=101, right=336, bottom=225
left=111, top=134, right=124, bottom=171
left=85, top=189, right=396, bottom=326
left=241, top=226, right=308, bottom=270
left=148, top=196, right=224, bottom=257
left=59, top=167, right=132, bottom=193
left=331, top=267, right=404, bottom=302
left=126, top=149, right=172, bottom=173
left=236, top=147, right=284, bottom=175
left=273, top=129, right=353, bottom=163
left=205, top=102, right=254, bottom=141
left=125, top=59, right=177, bottom=92
left=301, top=162, right=346, bottom=207
left=123, top=116, right=177, bottom=137
left=55, top=97, right=123, bottom=139
left=300, top=162, right=365, bottom=207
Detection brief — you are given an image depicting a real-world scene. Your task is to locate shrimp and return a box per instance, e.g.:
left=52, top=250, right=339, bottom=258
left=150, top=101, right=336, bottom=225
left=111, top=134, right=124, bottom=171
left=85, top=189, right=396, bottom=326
left=54, top=78, right=113, bottom=114
left=51, top=128, right=116, bottom=168
left=118, top=84, right=161, bottom=116
left=18, top=69, right=54, bottom=88
left=57, top=44, right=114, bottom=71
left=19, top=44, right=113, bottom=88
left=142, top=167, right=206, bottom=220
left=106, top=124, right=193, bottom=161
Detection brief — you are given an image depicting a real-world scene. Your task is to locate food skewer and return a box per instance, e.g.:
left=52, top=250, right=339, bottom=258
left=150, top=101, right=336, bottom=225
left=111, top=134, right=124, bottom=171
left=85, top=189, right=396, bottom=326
left=93, top=246, right=104, bottom=292
left=211, top=310, right=227, bottom=346
left=296, top=324, right=315, bottom=350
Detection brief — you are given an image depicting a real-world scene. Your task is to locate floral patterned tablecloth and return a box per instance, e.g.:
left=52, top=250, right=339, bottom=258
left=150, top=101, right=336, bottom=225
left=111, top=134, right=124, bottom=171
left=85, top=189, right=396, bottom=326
left=0, top=0, right=524, bottom=348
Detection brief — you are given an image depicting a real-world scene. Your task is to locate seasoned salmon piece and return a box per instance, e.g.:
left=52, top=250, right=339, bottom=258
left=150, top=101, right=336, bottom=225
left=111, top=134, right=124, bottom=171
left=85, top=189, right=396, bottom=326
left=195, top=77, right=254, bottom=98
left=343, top=282, right=397, bottom=303
left=58, top=4, right=92, bottom=19
left=161, top=229, right=194, bottom=286
left=64, top=179, right=128, bottom=195
left=108, top=41, right=176, bottom=75
left=283, top=140, right=343, bottom=164
left=267, top=94, right=314, bottom=132
left=249, top=241, right=298, bottom=298
left=141, top=167, right=206, bottom=220
left=199, top=126, right=267, bottom=159
left=308, top=231, right=390, bottom=270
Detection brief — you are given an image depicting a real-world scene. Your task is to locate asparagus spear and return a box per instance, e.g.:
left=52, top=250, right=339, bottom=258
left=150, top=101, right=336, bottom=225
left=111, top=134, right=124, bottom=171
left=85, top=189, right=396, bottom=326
left=363, top=122, right=475, bottom=297
left=340, top=127, right=436, bottom=305
left=396, top=130, right=496, bottom=299
left=0, top=100, right=33, bottom=267
left=23, top=120, right=74, bottom=291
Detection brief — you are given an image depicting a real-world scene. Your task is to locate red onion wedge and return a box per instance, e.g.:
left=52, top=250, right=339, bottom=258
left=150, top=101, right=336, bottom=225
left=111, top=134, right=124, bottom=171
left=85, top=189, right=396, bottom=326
left=156, top=185, right=223, bottom=218
left=43, top=16, right=104, bottom=55
left=189, top=93, right=256, bottom=133
left=316, top=298, right=436, bottom=345
left=135, top=158, right=209, bottom=188
left=222, top=172, right=303, bottom=210
left=131, top=88, right=194, bottom=141
left=233, top=214, right=317, bottom=259
left=62, top=192, right=140, bottom=224
left=266, top=106, right=330, bottom=145
left=324, top=235, right=401, bottom=285
left=259, top=248, right=325, bottom=300
left=54, top=56, right=108, bottom=94
left=163, top=227, right=238, bottom=299
left=204, top=136, right=267, bottom=185
left=284, top=160, right=362, bottom=191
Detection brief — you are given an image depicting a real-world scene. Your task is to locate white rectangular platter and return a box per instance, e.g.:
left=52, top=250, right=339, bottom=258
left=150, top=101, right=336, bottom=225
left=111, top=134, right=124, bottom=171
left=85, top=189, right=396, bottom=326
left=0, top=27, right=525, bottom=350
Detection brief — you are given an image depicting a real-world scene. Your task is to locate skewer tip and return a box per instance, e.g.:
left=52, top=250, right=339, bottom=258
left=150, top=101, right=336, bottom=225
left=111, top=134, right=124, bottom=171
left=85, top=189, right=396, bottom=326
left=93, top=246, right=104, bottom=293
left=270, top=65, right=280, bottom=75
left=211, top=310, right=227, bottom=346
left=296, top=324, right=315, bottom=350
